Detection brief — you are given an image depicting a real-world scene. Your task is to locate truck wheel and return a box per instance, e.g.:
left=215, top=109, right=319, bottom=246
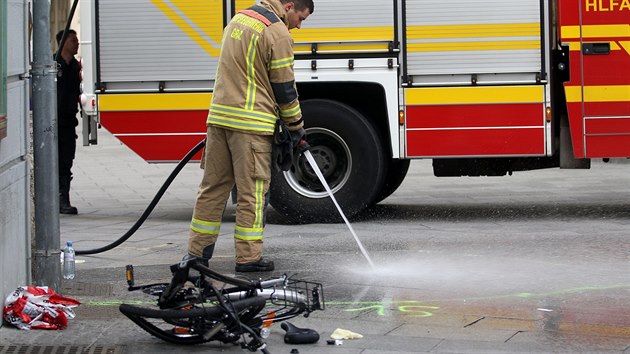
left=372, top=158, right=411, bottom=205
left=270, top=99, right=386, bottom=224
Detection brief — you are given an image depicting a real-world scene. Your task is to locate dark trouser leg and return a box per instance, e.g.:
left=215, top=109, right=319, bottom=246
left=59, top=126, right=77, bottom=214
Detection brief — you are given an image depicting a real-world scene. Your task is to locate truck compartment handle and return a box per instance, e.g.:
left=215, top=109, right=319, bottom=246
left=582, top=42, right=611, bottom=55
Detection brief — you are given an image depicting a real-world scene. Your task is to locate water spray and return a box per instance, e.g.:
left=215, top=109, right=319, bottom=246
left=298, top=141, right=375, bottom=269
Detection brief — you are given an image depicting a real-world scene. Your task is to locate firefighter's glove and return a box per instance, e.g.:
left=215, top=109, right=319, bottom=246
left=272, top=120, right=294, bottom=171
left=290, top=127, right=306, bottom=148
left=290, top=127, right=309, bottom=155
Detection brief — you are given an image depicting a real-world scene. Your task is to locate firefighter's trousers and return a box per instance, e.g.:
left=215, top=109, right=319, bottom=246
left=188, top=126, right=273, bottom=264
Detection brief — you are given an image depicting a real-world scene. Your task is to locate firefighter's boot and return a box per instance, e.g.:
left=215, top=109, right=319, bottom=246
left=59, top=176, right=78, bottom=215
left=158, top=259, right=191, bottom=308
left=189, top=244, right=215, bottom=289
left=158, top=245, right=215, bottom=307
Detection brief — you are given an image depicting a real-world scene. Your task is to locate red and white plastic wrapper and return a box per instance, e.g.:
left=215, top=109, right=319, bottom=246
left=2, top=286, right=81, bottom=330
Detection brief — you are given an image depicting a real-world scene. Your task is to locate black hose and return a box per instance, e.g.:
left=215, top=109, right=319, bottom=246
left=74, top=138, right=206, bottom=255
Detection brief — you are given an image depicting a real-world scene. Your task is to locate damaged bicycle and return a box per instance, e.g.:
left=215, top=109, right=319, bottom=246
left=119, top=258, right=324, bottom=353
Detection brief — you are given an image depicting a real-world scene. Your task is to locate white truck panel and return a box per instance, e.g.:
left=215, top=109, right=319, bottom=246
left=405, top=0, right=543, bottom=83
left=301, top=0, right=394, bottom=28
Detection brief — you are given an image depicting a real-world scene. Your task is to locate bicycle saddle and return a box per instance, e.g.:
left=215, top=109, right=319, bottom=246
left=281, top=321, right=320, bottom=344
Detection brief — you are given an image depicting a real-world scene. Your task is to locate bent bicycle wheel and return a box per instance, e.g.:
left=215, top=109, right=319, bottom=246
left=224, top=279, right=324, bottom=323
left=120, top=296, right=266, bottom=345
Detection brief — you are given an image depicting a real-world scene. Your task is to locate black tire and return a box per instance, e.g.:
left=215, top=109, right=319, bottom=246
left=119, top=296, right=266, bottom=345
left=372, top=158, right=411, bottom=204
left=270, top=99, right=386, bottom=223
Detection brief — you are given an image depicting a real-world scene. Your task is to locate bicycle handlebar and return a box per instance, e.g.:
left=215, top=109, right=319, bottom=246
left=258, top=275, right=288, bottom=289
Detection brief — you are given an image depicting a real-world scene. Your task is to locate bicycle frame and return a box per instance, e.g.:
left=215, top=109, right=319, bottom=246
left=120, top=260, right=324, bottom=351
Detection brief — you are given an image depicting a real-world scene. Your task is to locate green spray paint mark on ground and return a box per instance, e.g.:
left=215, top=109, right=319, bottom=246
left=82, top=283, right=630, bottom=319
left=328, top=300, right=440, bottom=317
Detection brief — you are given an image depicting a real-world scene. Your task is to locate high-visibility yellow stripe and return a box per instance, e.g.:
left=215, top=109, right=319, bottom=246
left=279, top=105, right=301, bottom=118
left=207, top=115, right=275, bottom=132
left=408, top=40, right=540, bottom=52
left=190, top=218, right=221, bottom=236
left=565, top=85, right=630, bottom=103
left=407, top=23, right=540, bottom=39
left=561, top=24, right=630, bottom=39
left=99, top=93, right=211, bottom=111
left=405, top=86, right=544, bottom=105
left=150, top=0, right=222, bottom=57
left=210, top=103, right=277, bottom=123
left=234, top=225, right=263, bottom=241
left=270, top=57, right=294, bottom=70
left=246, top=34, right=260, bottom=111
left=254, top=179, right=264, bottom=228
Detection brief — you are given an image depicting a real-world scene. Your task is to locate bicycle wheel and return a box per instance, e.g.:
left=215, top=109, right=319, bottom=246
left=120, top=296, right=266, bottom=345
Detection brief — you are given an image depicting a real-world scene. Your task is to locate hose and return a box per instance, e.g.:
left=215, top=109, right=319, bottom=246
left=74, top=138, right=206, bottom=255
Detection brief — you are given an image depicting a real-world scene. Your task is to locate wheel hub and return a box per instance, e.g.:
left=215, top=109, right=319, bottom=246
left=299, top=145, right=337, bottom=180
left=283, top=128, right=352, bottom=199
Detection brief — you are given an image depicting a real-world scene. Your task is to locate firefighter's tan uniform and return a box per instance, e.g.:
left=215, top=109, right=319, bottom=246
left=188, top=0, right=303, bottom=264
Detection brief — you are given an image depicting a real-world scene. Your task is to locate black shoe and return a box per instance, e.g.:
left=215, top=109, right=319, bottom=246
left=60, top=193, right=78, bottom=214
left=235, top=258, right=275, bottom=272
left=60, top=205, right=78, bottom=214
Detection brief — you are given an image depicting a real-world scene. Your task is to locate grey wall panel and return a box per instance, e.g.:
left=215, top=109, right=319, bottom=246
left=1, top=0, right=30, bottom=315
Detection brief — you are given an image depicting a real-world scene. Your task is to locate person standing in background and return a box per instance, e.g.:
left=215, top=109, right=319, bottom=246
left=55, top=29, right=81, bottom=214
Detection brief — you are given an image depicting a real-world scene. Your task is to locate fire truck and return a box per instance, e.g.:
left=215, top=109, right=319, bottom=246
left=79, top=0, right=630, bottom=223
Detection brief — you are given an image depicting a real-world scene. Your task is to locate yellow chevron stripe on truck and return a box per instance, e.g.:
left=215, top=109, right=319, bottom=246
left=151, top=0, right=223, bottom=57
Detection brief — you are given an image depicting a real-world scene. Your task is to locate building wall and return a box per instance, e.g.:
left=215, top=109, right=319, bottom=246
left=0, top=0, right=31, bottom=318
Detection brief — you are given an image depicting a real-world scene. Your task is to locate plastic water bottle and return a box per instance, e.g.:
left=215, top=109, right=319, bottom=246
left=63, top=241, right=76, bottom=279
left=260, top=326, right=271, bottom=339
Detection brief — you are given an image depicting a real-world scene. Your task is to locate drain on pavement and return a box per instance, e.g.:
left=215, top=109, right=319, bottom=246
left=60, top=282, right=113, bottom=296
left=0, top=346, right=124, bottom=354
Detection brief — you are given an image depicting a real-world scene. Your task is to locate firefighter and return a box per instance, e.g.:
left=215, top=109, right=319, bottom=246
left=55, top=30, right=81, bottom=215
left=187, top=0, right=314, bottom=272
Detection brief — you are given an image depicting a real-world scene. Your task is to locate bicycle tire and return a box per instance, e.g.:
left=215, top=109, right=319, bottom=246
left=120, top=296, right=266, bottom=345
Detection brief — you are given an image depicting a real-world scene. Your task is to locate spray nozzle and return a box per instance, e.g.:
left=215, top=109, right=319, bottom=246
left=297, top=140, right=310, bottom=154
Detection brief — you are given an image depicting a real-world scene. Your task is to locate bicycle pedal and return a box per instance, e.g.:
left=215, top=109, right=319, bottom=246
left=125, top=265, right=135, bottom=290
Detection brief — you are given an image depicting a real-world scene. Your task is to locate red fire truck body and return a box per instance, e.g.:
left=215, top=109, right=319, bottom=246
left=79, top=0, right=630, bottom=222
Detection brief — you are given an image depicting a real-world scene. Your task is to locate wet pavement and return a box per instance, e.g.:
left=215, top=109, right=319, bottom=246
left=1, top=126, right=630, bottom=353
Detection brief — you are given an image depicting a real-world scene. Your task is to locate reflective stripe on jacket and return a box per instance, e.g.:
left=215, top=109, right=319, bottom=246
left=207, top=0, right=303, bottom=135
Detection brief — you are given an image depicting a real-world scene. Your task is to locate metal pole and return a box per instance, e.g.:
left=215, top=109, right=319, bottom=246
left=31, top=0, right=61, bottom=290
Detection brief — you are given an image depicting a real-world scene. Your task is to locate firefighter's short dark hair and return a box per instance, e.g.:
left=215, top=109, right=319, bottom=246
left=56, top=29, right=77, bottom=45
left=281, top=0, right=314, bottom=14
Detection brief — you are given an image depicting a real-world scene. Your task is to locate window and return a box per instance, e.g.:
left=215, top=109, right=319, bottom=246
left=0, top=0, right=6, bottom=140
